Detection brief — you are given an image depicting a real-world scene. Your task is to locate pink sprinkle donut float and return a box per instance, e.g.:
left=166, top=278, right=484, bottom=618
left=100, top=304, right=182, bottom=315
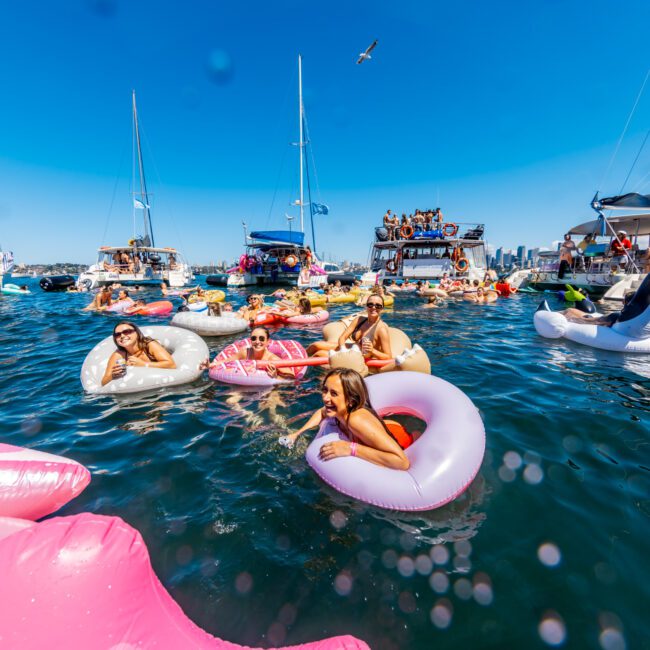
left=283, top=310, right=330, bottom=325
left=0, top=443, right=90, bottom=520
left=306, top=372, right=485, bottom=511
left=0, top=513, right=369, bottom=649
left=209, top=338, right=308, bottom=387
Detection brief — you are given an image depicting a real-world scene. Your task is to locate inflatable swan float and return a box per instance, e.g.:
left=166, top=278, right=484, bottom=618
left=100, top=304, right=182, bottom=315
left=535, top=274, right=650, bottom=353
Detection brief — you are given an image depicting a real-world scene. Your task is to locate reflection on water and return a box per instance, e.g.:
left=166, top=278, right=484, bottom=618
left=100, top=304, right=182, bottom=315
left=1, top=280, right=649, bottom=648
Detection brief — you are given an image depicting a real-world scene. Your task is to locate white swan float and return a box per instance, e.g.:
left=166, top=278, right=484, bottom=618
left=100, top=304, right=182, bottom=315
left=534, top=274, right=650, bottom=353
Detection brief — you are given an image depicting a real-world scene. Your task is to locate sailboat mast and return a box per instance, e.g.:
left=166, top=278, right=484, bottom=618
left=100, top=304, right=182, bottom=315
left=298, top=55, right=305, bottom=235
left=132, top=90, right=155, bottom=247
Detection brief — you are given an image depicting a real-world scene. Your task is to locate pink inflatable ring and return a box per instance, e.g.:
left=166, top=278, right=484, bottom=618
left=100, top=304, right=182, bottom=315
left=0, top=443, right=90, bottom=520
left=305, top=372, right=485, bottom=511
left=0, top=513, right=369, bottom=649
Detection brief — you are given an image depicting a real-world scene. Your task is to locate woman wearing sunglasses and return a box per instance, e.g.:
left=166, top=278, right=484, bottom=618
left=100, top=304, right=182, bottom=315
left=307, top=294, right=392, bottom=361
left=237, top=294, right=264, bottom=323
left=207, top=326, right=295, bottom=379
left=101, top=321, right=176, bottom=386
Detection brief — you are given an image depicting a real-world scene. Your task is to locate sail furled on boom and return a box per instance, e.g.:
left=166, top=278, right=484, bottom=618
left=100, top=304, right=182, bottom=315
left=592, top=192, right=650, bottom=211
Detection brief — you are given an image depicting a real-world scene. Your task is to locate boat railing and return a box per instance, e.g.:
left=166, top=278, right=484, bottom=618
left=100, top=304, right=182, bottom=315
left=375, top=221, right=484, bottom=243
left=538, top=248, right=648, bottom=274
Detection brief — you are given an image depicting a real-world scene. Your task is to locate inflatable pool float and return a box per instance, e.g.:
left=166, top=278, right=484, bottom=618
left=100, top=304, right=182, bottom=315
left=0, top=513, right=368, bottom=649
left=283, top=310, right=330, bottom=325
left=187, top=301, right=208, bottom=312
left=81, top=325, right=209, bottom=394
left=251, top=310, right=284, bottom=327
left=209, top=338, right=308, bottom=386
left=534, top=300, right=650, bottom=353
left=1, top=283, right=30, bottom=295
left=305, top=372, right=485, bottom=511
left=188, top=289, right=225, bottom=304
left=0, top=443, right=90, bottom=520
left=171, top=311, right=248, bottom=337
left=494, top=282, right=516, bottom=296
left=104, top=299, right=133, bottom=313
left=327, top=294, right=357, bottom=304
left=557, top=285, right=596, bottom=313
left=420, top=287, right=447, bottom=298
left=39, top=275, right=75, bottom=292
left=303, top=294, right=327, bottom=307
left=126, top=300, right=174, bottom=316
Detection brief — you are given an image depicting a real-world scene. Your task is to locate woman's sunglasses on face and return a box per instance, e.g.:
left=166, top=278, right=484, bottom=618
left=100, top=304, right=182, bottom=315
left=366, top=302, right=383, bottom=309
left=114, top=328, right=135, bottom=339
left=251, top=335, right=267, bottom=342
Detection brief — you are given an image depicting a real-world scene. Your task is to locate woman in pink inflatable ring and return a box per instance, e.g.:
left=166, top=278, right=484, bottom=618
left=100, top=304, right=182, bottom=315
left=279, top=368, right=410, bottom=469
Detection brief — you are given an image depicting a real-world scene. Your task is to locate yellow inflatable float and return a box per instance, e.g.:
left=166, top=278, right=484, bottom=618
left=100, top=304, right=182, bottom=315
left=188, top=289, right=225, bottom=304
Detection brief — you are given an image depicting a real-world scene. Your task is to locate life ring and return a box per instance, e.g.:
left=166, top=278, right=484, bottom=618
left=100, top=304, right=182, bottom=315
left=400, top=225, right=414, bottom=239
left=284, top=254, right=298, bottom=268
left=385, top=258, right=398, bottom=273
left=442, top=223, right=458, bottom=237
left=455, top=257, right=469, bottom=273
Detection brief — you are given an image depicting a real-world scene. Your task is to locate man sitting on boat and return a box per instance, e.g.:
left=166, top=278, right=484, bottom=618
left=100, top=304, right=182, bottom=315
left=609, top=230, right=632, bottom=269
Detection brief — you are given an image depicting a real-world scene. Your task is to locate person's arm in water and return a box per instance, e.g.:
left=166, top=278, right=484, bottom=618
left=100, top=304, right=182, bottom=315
left=318, top=409, right=409, bottom=470
left=125, top=341, right=176, bottom=369
left=279, top=407, right=325, bottom=448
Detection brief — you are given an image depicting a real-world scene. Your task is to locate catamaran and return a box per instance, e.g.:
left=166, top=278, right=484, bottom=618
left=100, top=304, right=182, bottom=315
left=227, top=55, right=334, bottom=289
left=78, top=92, right=193, bottom=290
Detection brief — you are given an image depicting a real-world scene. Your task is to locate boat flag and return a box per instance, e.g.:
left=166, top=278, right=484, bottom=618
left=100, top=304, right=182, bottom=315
left=134, top=198, right=150, bottom=209
left=311, top=203, right=329, bottom=215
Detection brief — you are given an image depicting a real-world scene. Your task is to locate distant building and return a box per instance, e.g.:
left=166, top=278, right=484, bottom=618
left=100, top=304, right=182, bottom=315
left=495, top=247, right=504, bottom=268
left=517, top=245, right=526, bottom=268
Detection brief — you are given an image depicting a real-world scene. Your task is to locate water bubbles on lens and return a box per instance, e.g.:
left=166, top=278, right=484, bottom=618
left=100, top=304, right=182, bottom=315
left=399, top=532, right=417, bottom=551
left=267, top=622, right=286, bottom=646
left=538, top=611, right=567, bottom=646
left=503, top=451, right=522, bottom=470
left=430, top=598, right=453, bottom=629
left=430, top=544, right=449, bottom=565
left=398, top=591, right=417, bottom=614
left=453, top=578, right=473, bottom=601
left=382, top=549, right=398, bottom=569
left=453, top=555, right=471, bottom=573
left=562, top=435, right=582, bottom=453
left=21, top=416, right=42, bottom=436
left=524, top=464, right=544, bottom=485
left=454, top=540, right=472, bottom=557
left=498, top=466, right=516, bottom=483
left=207, top=49, right=234, bottom=85
left=235, top=572, right=253, bottom=595
left=429, top=571, right=449, bottom=594
left=397, top=556, right=415, bottom=578
left=599, top=629, right=625, bottom=650
left=415, top=554, right=433, bottom=575
left=538, top=542, right=562, bottom=568
left=472, top=573, right=493, bottom=606
left=334, top=571, right=353, bottom=596
left=329, top=510, right=347, bottom=530
left=278, top=603, right=297, bottom=626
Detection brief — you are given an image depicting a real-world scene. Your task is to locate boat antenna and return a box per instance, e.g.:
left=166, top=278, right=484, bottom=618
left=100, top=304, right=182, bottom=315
left=132, top=90, right=155, bottom=247
left=298, top=54, right=305, bottom=234
left=599, top=69, right=650, bottom=192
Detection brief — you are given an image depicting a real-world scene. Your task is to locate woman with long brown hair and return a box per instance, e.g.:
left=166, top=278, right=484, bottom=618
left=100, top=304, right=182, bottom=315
left=101, top=321, right=176, bottom=385
left=279, top=368, right=410, bottom=469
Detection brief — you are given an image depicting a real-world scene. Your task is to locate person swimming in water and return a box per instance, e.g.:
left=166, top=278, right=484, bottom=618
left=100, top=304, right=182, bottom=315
left=101, top=321, right=176, bottom=386
left=278, top=368, right=411, bottom=468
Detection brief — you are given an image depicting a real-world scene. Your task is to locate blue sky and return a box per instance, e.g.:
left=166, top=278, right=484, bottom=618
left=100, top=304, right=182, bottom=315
left=1, top=0, right=649, bottom=264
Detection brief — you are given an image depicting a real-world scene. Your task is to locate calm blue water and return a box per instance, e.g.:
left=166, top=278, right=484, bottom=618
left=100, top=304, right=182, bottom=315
left=1, top=278, right=648, bottom=649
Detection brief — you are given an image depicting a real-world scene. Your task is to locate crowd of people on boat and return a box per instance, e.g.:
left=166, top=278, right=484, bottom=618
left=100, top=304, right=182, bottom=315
left=101, top=250, right=178, bottom=274
left=382, top=208, right=445, bottom=240
left=558, top=230, right=650, bottom=278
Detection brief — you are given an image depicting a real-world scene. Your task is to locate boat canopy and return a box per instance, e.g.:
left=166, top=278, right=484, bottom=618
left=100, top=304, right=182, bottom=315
left=592, top=192, right=650, bottom=211
left=249, top=230, right=305, bottom=246
left=569, top=213, right=650, bottom=237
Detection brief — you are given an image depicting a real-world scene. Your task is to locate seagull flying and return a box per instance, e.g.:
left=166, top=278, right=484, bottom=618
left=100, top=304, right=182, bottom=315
left=356, top=40, right=378, bottom=65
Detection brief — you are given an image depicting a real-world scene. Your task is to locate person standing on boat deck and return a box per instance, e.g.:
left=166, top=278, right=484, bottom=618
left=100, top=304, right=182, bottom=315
left=383, top=210, right=394, bottom=241
left=558, top=233, right=576, bottom=279
left=610, top=230, right=632, bottom=269
left=434, top=208, right=444, bottom=229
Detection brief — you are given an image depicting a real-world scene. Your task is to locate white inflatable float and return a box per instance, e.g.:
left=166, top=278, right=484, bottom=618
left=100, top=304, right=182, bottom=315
left=81, top=325, right=208, bottom=394
left=534, top=274, right=650, bottom=353
left=306, top=372, right=485, bottom=511
left=171, top=311, right=248, bottom=336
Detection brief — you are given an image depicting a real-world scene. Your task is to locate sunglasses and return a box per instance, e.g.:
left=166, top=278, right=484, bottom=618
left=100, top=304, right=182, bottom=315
left=114, top=328, right=136, bottom=339
left=250, top=335, right=267, bottom=342
left=366, top=302, right=384, bottom=309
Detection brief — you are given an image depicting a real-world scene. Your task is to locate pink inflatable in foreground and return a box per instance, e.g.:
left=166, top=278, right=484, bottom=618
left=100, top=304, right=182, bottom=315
left=0, top=513, right=368, bottom=650
left=209, top=338, right=309, bottom=387
left=0, top=443, right=90, bottom=520
left=306, top=372, right=485, bottom=511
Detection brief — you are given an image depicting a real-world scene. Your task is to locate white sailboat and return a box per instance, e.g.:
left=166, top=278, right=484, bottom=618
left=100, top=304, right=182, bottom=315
left=78, top=91, right=194, bottom=290
left=227, top=55, right=333, bottom=288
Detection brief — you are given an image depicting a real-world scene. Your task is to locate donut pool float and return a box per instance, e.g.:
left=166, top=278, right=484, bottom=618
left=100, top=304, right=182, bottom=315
left=0, top=513, right=368, bottom=649
left=81, top=325, right=208, bottom=394
left=306, top=372, right=485, bottom=510
left=188, top=289, right=225, bottom=304
left=209, top=338, right=308, bottom=387
left=0, top=444, right=90, bottom=520
left=126, top=300, right=174, bottom=316
left=283, top=310, right=330, bottom=325
left=171, top=311, right=249, bottom=337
